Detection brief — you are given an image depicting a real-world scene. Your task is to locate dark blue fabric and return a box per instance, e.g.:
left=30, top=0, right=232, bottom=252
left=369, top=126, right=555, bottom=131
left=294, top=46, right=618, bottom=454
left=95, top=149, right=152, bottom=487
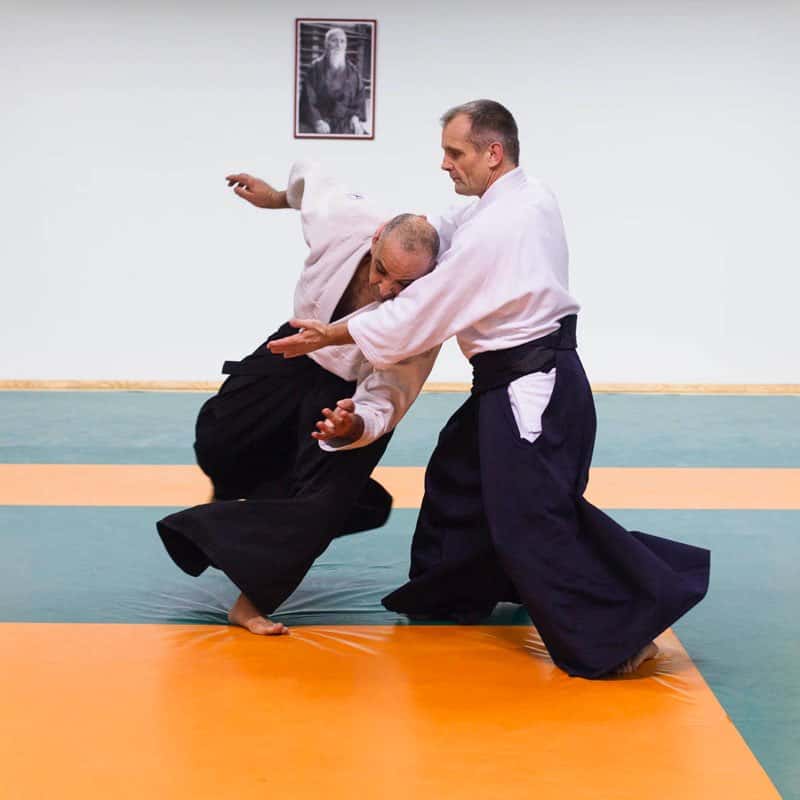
left=470, top=314, right=577, bottom=394
left=157, top=325, right=393, bottom=616
left=383, top=350, right=710, bottom=677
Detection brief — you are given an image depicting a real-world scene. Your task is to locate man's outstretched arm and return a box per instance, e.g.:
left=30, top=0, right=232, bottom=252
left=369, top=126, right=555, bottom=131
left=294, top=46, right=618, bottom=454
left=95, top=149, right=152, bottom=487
left=225, top=173, right=289, bottom=209
left=268, top=215, right=515, bottom=367
left=267, top=318, right=353, bottom=358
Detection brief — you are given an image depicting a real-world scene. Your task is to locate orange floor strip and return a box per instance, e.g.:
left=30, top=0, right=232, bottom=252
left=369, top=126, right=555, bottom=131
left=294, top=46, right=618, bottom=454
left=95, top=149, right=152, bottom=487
left=0, top=623, right=778, bottom=800
left=0, top=464, right=798, bottom=509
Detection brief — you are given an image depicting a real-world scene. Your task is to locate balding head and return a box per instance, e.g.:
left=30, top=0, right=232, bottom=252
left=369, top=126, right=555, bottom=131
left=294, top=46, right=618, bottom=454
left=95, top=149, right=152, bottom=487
left=369, top=214, right=440, bottom=301
left=381, top=214, right=439, bottom=270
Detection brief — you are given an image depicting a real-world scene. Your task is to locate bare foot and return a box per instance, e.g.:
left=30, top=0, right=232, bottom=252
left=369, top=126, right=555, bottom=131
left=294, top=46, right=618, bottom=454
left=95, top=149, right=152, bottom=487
left=615, top=641, right=658, bottom=675
left=228, top=593, right=289, bottom=636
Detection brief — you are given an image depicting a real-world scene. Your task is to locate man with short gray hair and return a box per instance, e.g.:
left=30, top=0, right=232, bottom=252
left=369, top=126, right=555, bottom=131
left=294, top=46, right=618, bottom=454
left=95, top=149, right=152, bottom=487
left=269, top=100, right=710, bottom=678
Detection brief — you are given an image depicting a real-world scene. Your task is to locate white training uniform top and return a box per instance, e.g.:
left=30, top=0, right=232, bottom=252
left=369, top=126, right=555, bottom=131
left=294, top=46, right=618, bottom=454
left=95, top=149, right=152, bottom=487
left=347, top=167, right=581, bottom=443
left=285, top=160, right=439, bottom=451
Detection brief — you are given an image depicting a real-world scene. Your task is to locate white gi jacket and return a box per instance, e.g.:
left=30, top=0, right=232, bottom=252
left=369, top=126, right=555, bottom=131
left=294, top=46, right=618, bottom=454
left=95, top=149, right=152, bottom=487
left=285, top=161, right=439, bottom=451
left=347, top=167, right=581, bottom=442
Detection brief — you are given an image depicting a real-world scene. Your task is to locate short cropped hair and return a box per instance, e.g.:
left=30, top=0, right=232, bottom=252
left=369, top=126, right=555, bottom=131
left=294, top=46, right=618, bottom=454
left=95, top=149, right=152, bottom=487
left=441, top=99, right=520, bottom=166
left=381, top=214, right=440, bottom=268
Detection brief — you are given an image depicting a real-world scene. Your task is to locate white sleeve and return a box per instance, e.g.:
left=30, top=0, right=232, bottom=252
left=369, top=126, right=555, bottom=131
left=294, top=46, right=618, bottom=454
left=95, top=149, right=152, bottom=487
left=348, top=213, right=538, bottom=368
left=426, top=201, right=473, bottom=254
left=285, top=160, right=371, bottom=261
left=318, top=345, right=440, bottom=452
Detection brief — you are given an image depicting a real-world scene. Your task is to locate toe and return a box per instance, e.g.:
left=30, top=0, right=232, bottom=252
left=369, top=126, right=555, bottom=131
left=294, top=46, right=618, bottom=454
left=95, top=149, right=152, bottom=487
left=263, top=621, right=289, bottom=635
left=247, top=617, right=276, bottom=635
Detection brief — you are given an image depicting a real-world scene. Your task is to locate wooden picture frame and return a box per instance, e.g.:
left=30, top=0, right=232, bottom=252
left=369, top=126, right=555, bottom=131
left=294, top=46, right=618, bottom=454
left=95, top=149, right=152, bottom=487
left=294, top=18, right=377, bottom=140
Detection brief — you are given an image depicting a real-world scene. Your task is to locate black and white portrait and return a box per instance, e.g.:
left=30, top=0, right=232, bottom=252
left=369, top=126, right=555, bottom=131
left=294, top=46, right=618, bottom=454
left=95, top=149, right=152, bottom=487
left=294, top=19, right=376, bottom=139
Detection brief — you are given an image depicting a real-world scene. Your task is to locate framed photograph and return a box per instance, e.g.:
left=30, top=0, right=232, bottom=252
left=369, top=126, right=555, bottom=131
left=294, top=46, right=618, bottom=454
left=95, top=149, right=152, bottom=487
left=294, top=18, right=376, bottom=140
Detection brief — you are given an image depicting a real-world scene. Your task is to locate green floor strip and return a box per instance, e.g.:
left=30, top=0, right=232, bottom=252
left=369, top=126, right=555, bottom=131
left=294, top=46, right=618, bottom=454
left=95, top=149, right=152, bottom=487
left=2, top=391, right=799, bottom=467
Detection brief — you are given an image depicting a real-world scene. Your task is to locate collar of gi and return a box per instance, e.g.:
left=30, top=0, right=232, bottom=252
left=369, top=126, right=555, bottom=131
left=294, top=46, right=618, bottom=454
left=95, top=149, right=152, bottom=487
left=477, top=166, right=526, bottom=210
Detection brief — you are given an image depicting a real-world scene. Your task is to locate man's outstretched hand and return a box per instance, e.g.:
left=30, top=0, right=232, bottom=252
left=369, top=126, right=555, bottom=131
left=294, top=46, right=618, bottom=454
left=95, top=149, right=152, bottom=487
left=267, top=319, right=352, bottom=358
left=226, top=173, right=289, bottom=209
left=313, top=398, right=365, bottom=443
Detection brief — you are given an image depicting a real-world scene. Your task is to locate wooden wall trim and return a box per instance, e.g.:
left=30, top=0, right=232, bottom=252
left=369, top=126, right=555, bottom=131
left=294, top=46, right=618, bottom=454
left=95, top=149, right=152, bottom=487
left=1, top=380, right=799, bottom=395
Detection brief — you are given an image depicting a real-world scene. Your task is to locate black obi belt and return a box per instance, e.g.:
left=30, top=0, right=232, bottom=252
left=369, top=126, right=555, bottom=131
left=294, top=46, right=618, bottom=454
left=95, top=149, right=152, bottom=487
left=469, top=314, right=577, bottom=394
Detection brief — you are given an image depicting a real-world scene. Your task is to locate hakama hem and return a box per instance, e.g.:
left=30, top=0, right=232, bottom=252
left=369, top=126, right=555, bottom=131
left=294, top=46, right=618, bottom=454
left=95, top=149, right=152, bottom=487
left=382, top=349, right=711, bottom=679
left=156, top=328, right=394, bottom=618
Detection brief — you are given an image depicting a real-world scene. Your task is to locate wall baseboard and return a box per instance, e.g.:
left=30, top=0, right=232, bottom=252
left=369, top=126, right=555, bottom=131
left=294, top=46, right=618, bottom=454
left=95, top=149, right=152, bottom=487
left=587, top=383, right=800, bottom=396
left=0, top=380, right=223, bottom=392
left=1, top=380, right=798, bottom=395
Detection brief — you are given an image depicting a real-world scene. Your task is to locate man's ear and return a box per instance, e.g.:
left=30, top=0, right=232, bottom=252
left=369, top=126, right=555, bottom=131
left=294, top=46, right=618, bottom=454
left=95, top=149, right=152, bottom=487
left=372, top=222, right=387, bottom=246
left=487, top=141, right=504, bottom=168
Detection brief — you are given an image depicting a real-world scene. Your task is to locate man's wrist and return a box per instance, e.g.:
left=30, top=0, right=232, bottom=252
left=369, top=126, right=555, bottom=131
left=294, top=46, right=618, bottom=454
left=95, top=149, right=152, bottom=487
left=348, top=413, right=365, bottom=442
left=326, top=415, right=365, bottom=448
left=326, top=322, right=355, bottom=346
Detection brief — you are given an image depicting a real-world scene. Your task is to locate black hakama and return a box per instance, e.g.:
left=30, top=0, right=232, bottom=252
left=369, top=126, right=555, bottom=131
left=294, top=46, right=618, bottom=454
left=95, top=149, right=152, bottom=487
left=382, top=317, right=710, bottom=678
left=156, top=323, right=393, bottom=616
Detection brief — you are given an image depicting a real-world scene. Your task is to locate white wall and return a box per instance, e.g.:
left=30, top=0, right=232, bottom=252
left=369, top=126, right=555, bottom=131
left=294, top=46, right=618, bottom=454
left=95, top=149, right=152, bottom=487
left=2, top=1, right=798, bottom=383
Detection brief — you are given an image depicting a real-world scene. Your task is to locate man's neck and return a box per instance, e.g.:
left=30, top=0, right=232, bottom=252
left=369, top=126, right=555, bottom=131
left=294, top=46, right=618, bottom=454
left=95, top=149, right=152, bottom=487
left=330, top=252, right=373, bottom=322
left=478, top=163, right=516, bottom=198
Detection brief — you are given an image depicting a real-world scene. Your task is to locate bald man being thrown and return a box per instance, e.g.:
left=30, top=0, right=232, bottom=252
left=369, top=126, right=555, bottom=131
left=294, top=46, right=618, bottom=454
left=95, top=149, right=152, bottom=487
left=156, top=162, right=439, bottom=635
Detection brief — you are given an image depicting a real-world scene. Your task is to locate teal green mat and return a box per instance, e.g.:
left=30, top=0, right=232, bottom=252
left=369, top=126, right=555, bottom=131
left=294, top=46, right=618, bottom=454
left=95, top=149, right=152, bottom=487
left=2, top=391, right=799, bottom=466
left=0, top=506, right=525, bottom=627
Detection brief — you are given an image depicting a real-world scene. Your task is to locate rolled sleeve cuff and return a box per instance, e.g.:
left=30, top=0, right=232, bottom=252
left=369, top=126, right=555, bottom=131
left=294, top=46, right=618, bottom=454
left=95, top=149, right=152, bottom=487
left=317, top=408, right=382, bottom=453
left=286, top=160, right=315, bottom=209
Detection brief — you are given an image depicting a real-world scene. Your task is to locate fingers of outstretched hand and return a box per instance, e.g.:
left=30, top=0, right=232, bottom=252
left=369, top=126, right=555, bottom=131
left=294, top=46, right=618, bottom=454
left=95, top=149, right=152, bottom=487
left=226, top=172, right=252, bottom=187
left=288, top=318, right=320, bottom=331
left=267, top=336, right=294, bottom=355
left=336, top=398, right=355, bottom=412
left=326, top=406, right=352, bottom=430
left=267, top=320, right=327, bottom=357
left=312, top=405, right=353, bottom=440
left=311, top=422, right=336, bottom=441
left=267, top=333, right=309, bottom=357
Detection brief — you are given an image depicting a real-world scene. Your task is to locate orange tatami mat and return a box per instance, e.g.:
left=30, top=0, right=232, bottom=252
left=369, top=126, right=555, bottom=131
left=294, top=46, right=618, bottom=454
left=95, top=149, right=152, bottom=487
left=0, top=463, right=798, bottom=509
left=0, top=623, right=778, bottom=800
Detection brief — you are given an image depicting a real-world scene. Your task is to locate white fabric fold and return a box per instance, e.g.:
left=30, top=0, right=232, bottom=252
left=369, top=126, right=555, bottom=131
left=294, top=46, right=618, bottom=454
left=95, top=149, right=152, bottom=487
left=285, top=160, right=439, bottom=450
